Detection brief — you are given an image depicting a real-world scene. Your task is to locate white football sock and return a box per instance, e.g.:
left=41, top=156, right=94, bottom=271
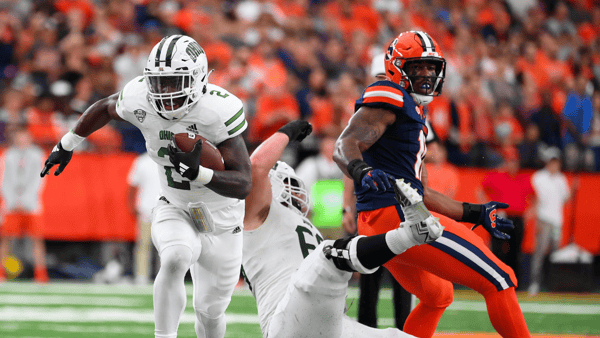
left=385, top=225, right=420, bottom=255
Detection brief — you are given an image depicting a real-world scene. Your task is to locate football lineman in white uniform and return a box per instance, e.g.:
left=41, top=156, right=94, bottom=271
left=242, top=120, right=443, bottom=338
left=41, top=35, right=252, bottom=338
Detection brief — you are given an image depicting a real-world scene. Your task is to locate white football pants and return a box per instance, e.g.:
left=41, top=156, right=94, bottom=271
left=266, top=241, right=416, bottom=338
left=151, top=199, right=244, bottom=338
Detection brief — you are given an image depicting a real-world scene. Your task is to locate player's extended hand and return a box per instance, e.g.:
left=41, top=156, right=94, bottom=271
left=471, top=201, right=514, bottom=240
left=168, top=140, right=203, bottom=181
left=40, top=142, right=73, bottom=177
left=361, top=169, right=394, bottom=193
left=277, top=120, right=313, bottom=142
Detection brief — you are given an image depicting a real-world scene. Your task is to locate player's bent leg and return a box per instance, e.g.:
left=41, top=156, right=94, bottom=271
left=191, top=226, right=243, bottom=338
left=396, top=213, right=529, bottom=337
left=340, top=315, right=418, bottom=338
left=268, top=241, right=351, bottom=338
left=152, top=201, right=202, bottom=338
left=324, top=218, right=443, bottom=274
left=384, top=260, right=453, bottom=338
left=154, top=244, right=194, bottom=338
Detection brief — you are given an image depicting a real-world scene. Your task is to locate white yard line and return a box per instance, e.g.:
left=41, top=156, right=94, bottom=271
left=0, top=295, right=146, bottom=306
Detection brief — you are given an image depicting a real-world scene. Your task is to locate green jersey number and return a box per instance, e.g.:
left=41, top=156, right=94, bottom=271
left=209, top=90, right=229, bottom=99
left=295, top=221, right=324, bottom=258
left=158, top=147, right=190, bottom=190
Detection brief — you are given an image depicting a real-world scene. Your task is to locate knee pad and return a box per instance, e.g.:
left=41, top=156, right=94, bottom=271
left=323, top=236, right=379, bottom=275
left=418, top=278, right=454, bottom=308
left=159, top=245, right=193, bottom=276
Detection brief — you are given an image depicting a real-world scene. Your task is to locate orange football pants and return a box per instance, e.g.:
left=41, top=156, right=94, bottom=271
left=1, top=212, right=43, bottom=238
left=358, top=205, right=530, bottom=338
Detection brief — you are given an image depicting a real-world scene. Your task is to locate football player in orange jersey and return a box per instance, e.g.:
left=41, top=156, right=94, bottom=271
left=334, top=31, right=530, bottom=338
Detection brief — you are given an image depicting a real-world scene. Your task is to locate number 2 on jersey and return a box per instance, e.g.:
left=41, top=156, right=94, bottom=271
left=158, top=147, right=191, bottom=190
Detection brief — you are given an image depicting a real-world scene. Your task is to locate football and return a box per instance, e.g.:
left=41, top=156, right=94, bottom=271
left=173, top=132, right=225, bottom=171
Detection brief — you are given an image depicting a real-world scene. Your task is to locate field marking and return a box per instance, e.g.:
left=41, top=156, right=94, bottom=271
left=0, top=295, right=146, bottom=307
left=1, top=295, right=599, bottom=316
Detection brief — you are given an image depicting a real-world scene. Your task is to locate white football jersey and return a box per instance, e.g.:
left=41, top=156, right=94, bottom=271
left=242, top=200, right=324, bottom=336
left=116, top=76, right=247, bottom=211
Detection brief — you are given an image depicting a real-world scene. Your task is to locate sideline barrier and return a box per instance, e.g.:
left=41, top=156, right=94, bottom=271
left=3, top=152, right=598, bottom=255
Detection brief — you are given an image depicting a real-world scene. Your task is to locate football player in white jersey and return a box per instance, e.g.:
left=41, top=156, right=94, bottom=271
left=242, top=120, right=443, bottom=338
left=40, top=35, right=252, bottom=338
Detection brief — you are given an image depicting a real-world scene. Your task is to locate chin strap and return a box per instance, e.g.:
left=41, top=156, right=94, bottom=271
left=410, top=93, right=434, bottom=106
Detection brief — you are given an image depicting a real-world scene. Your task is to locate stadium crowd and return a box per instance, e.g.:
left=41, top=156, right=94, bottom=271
left=0, top=0, right=599, bottom=172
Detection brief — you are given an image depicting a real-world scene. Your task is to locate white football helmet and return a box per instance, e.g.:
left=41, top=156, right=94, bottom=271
left=269, top=161, right=309, bottom=217
left=144, top=35, right=210, bottom=120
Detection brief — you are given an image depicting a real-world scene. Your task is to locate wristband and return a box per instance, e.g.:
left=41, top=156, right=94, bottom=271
left=347, top=159, right=373, bottom=183
left=194, top=166, right=214, bottom=185
left=461, top=202, right=483, bottom=224
left=342, top=206, right=353, bottom=215
left=60, top=130, right=86, bottom=151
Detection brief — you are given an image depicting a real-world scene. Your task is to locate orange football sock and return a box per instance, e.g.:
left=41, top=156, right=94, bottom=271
left=402, top=302, right=446, bottom=338
left=485, top=288, right=531, bottom=338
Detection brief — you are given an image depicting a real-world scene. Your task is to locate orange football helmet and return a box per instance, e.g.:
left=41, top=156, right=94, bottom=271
left=384, top=31, right=446, bottom=103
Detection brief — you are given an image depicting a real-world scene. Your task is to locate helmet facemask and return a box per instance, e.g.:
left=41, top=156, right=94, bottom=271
left=269, top=161, right=310, bottom=217
left=385, top=31, right=446, bottom=106
left=144, top=35, right=210, bottom=120
left=397, top=58, right=446, bottom=106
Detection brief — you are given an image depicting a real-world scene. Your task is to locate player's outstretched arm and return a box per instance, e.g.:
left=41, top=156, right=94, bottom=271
left=244, top=120, right=312, bottom=229
left=422, top=165, right=514, bottom=239
left=333, top=106, right=396, bottom=193
left=41, top=93, right=122, bottom=177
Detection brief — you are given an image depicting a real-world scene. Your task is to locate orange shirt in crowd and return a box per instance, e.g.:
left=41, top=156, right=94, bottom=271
left=54, top=0, right=95, bottom=27
left=250, top=90, right=300, bottom=143
left=425, top=162, right=459, bottom=198
left=323, top=1, right=380, bottom=40
left=425, top=95, right=452, bottom=142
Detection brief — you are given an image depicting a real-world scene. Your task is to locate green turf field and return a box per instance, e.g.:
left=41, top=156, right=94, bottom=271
left=0, top=282, right=599, bottom=338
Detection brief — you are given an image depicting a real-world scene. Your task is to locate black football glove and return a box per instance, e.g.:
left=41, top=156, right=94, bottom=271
left=277, top=120, right=313, bottom=142
left=40, top=142, right=73, bottom=177
left=471, top=201, right=515, bottom=240
left=168, top=140, right=203, bottom=181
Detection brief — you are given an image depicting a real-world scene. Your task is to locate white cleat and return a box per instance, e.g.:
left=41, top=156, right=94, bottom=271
left=393, top=179, right=431, bottom=224
left=393, top=179, right=422, bottom=207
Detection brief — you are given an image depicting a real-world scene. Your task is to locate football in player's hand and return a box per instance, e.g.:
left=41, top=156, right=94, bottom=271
left=173, top=133, right=225, bottom=171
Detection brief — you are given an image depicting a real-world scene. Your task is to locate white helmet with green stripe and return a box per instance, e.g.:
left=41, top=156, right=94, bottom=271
left=144, top=35, right=210, bottom=120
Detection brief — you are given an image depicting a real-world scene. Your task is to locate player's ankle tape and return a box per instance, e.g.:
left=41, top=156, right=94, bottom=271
left=386, top=226, right=419, bottom=254
left=194, top=167, right=214, bottom=185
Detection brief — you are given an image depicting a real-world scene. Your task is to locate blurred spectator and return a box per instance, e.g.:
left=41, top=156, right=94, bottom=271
left=518, top=122, right=544, bottom=169
left=590, top=91, right=600, bottom=171
left=249, top=79, right=300, bottom=145
left=529, top=90, right=564, bottom=150
left=0, top=126, right=47, bottom=283
left=493, top=100, right=524, bottom=150
left=0, top=90, right=27, bottom=145
left=127, top=151, right=160, bottom=285
left=480, top=148, right=534, bottom=286
left=529, top=147, right=575, bottom=296
left=424, top=141, right=460, bottom=198
left=545, top=2, right=577, bottom=38
left=296, top=134, right=343, bottom=195
left=113, top=34, right=147, bottom=90
left=562, top=72, right=594, bottom=171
